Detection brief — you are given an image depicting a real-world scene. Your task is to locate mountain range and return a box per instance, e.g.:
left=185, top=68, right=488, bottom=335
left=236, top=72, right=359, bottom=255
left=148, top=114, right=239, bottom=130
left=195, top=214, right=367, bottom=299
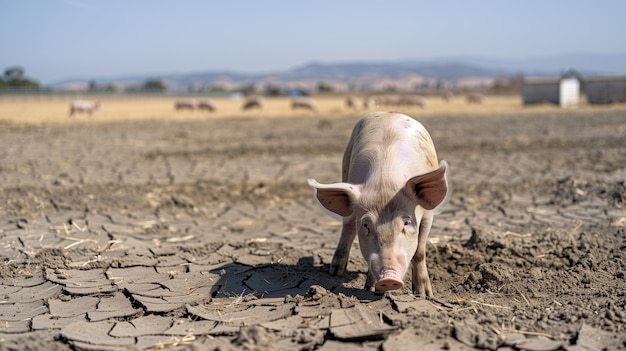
left=52, top=52, right=626, bottom=92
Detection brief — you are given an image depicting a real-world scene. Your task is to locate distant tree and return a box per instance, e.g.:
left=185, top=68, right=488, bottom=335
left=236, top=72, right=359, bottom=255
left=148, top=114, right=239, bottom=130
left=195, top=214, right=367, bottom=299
left=561, top=69, right=584, bottom=81
left=264, top=84, right=282, bottom=96
left=0, top=66, right=40, bottom=89
left=317, top=81, right=333, bottom=93
left=508, top=74, right=524, bottom=93
left=87, top=80, right=117, bottom=92
left=125, top=85, right=139, bottom=93
left=238, top=83, right=256, bottom=96
left=561, top=69, right=585, bottom=93
left=141, top=79, right=166, bottom=92
left=491, top=76, right=508, bottom=94
left=384, top=85, right=397, bottom=93
left=207, top=85, right=227, bottom=93
left=490, top=74, right=524, bottom=94
left=100, top=84, right=117, bottom=92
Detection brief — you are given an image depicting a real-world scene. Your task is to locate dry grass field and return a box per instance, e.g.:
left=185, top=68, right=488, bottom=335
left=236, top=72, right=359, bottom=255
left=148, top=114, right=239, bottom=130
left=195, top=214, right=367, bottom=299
left=3, top=94, right=626, bottom=124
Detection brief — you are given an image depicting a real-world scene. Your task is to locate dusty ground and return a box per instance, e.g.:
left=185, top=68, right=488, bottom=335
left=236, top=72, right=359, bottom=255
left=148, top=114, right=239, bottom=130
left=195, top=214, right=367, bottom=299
left=0, top=99, right=625, bottom=350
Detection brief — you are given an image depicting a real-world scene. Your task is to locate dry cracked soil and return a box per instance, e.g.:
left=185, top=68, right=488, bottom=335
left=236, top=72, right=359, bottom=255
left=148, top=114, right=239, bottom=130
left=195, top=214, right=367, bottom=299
left=1, top=109, right=625, bottom=350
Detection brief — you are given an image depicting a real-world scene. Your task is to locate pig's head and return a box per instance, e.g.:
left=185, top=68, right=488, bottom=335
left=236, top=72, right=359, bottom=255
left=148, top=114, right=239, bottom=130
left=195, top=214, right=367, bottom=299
left=308, top=161, right=448, bottom=292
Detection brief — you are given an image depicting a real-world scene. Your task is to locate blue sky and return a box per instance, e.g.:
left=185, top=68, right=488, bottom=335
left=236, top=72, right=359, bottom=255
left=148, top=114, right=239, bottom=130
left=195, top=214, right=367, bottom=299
left=1, top=0, right=625, bottom=84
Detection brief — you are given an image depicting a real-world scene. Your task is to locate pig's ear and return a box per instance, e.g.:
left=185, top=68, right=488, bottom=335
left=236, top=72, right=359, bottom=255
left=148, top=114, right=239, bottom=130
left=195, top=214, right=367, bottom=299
left=406, top=160, right=449, bottom=211
left=307, top=179, right=360, bottom=217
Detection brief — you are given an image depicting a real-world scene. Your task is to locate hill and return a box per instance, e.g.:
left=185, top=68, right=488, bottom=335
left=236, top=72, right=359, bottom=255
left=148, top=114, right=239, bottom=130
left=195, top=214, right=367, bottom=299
left=50, top=52, right=626, bottom=92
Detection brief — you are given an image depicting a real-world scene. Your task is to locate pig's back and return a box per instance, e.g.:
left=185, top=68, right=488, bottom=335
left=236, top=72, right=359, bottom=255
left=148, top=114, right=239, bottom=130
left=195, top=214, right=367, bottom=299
left=346, top=112, right=438, bottom=185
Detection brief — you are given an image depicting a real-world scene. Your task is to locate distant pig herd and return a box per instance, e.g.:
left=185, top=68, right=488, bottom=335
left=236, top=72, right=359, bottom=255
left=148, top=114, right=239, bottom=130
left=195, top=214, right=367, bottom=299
left=173, top=96, right=321, bottom=113
left=67, top=93, right=485, bottom=117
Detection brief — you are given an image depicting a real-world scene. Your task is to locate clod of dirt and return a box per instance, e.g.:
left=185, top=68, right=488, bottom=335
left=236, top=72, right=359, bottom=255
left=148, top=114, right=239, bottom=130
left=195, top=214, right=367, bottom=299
left=512, top=337, right=563, bottom=351
left=317, top=119, right=333, bottom=130
left=462, top=263, right=516, bottom=292
left=171, top=194, right=196, bottom=208
left=305, top=285, right=331, bottom=300
left=452, top=320, right=499, bottom=350
left=477, top=262, right=515, bottom=290
left=290, top=328, right=324, bottom=346
left=33, top=248, right=69, bottom=269
left=554, top=176, right=592, bottom=204
left=608, top=180, right=626, bottom=209
left=464, top=226, right=507, bottom=252
left=553, top=176, right=626, bottom=208
left=463, top=271, right=483, bottom=291
left=232, top=325, right=276, bottom=350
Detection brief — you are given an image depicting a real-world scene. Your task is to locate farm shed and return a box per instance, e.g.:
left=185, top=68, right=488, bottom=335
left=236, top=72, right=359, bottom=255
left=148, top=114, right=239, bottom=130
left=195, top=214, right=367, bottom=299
left=585, top=76, right=626, bottom=104
left=522, top=77, right=580, bottom=107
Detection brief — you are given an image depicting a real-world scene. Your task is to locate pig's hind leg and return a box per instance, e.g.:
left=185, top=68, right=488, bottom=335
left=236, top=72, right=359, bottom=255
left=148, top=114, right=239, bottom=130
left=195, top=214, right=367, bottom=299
left=329, top=216, right=357, bottom=276
left=411, top=214, right=433, bottom=297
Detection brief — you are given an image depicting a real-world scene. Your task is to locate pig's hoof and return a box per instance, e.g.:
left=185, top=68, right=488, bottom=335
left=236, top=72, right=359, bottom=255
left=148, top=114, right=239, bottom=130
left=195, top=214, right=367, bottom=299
left=412, top=278, right=433, bottom=297
left=329, top=264, right=344, bottom=276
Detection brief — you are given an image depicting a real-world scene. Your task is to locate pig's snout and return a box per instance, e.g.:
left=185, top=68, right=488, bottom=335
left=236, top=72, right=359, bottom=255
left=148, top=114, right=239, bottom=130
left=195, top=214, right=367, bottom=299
left=375, top=270, right=404, bottom=292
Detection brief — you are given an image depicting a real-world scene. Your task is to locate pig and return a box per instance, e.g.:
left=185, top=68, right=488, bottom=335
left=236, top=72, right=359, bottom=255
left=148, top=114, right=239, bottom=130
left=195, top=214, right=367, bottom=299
left=175, top=100, right=196, bottom=111
left=466, top=93, right=486, bottom=104
left=345, top=95, right=362, bottom=111
left=291, top=97, right=319, bottom=113
left=69, top=100, right=101, bottom=117
left=197, top=99, right=216, bottom=112
left=397, top=95, right=426, bottom=108
left=242, top=96, right=265, bottom=111
left=307, top=112, right=449, bottom=295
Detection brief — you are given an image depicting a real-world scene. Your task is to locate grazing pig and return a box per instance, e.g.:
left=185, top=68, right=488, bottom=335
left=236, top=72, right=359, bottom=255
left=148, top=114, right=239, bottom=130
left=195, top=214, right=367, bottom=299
left=363, top=96, right=376, bottom=109
left=69, top=100, right=101, bottom=117
left=466, top=93, right=485, bottom=104
left=397, top=95, right=426, bottom=108
left=175, top=100, right=196, bottom=111
left=242, top=96, right=265, bottom=111
left=345, top=95, right=362, bottom=111
left=367, top=95, right=399, bottom=106
left=197, top=99, right=216, bottom=112
left=308, top=112, right=449, bottom=296
left=291, top=97, right=319, bottom=113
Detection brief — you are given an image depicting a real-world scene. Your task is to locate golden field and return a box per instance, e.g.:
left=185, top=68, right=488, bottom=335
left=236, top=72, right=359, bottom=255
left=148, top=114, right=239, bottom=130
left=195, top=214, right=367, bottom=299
left=2, top=94, right=626, bottom=124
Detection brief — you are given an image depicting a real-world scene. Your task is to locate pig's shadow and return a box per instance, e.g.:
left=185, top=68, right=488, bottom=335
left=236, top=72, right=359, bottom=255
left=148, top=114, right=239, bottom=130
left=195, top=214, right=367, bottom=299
left=208, top=257, right=380, bottom=300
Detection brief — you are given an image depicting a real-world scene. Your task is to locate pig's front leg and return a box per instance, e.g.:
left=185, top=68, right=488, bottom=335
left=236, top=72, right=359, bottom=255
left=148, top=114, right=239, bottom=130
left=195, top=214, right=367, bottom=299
left=329, top=215, right=357, bottom=276
left=364, top=271, right=375, bottom=292
left=411, top=215, right=433, bottom=297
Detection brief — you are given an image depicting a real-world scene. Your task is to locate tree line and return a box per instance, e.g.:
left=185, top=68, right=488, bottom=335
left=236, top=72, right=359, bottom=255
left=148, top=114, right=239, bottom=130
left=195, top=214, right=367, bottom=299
left=0, top=66, right=40, bottom=89
left=0, top=66, right=167, bottom=92
left=2, top=65, right=548, bottom=95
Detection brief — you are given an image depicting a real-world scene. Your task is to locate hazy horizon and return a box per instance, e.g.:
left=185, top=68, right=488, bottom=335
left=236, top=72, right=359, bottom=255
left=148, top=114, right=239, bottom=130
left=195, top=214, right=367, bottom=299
left=2, top=0, right=625, bottom=84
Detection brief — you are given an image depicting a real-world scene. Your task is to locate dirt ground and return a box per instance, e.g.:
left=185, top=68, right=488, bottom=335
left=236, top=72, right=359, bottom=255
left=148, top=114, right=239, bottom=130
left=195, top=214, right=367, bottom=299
left=0, top=100, right=625, bottom=350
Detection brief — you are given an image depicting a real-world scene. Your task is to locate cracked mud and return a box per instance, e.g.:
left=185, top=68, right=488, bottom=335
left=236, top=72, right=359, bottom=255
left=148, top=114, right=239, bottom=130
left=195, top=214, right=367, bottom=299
left=1, top=109, right=625, bottom=350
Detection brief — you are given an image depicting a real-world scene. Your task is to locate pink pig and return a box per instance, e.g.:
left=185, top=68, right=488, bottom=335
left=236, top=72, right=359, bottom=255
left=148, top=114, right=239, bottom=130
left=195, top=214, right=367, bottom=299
left=308, top=112, right=449, bottom=295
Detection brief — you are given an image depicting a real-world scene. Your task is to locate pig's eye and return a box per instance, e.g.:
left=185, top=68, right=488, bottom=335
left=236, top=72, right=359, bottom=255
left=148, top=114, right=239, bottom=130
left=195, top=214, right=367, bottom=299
left=403, top=217, right=413, bottom=227
left=362, top=222, right=371, bottom=235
